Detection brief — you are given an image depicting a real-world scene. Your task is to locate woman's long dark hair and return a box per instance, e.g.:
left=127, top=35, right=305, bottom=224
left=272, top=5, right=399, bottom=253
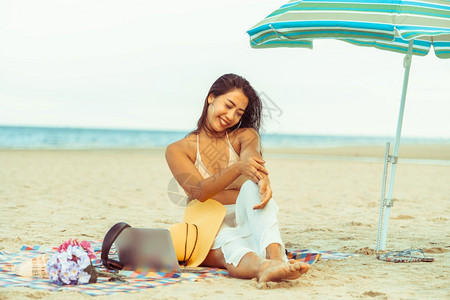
left=188, top=73, right=262, bottom=136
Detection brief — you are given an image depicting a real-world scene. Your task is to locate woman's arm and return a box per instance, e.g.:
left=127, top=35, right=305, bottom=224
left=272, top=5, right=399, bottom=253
left=238, top=128, right=264, bottom=164
left=237, top=128, right=268, bottom=183
left=166, top=142, right=264, bottom=203
left=238, top=128, right=273, bottom=209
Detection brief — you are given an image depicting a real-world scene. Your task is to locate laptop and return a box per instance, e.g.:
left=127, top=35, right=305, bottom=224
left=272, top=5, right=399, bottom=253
left=114, top=228, right=181, bottom=273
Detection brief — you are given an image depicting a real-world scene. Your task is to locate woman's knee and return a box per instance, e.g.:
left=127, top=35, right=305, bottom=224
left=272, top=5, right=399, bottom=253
left=241, top=180, right=259, bottom=195
left=236, top=180, right=260, bottom=208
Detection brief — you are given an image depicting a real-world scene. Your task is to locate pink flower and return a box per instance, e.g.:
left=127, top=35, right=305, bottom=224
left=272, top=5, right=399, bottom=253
left=58, top=241, right=68, bottom=253
left=80, top=241, right=95, bottom=260
left=57, top=239, right=95, bottom=260
left=80, top=240, right=90, bottom=249
left=58, top=239, right=79, bottom=252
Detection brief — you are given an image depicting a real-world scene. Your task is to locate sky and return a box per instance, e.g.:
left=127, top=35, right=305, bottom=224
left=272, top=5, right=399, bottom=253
left=0, top=0, right=449, bottom=138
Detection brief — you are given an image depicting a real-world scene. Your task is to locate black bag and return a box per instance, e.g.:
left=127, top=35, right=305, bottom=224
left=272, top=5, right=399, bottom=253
left=101, top=222, right=131, bottom=270
left=101, top=222, right=180, bottom=272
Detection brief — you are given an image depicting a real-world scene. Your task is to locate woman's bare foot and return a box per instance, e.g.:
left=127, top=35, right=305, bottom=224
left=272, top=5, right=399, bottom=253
left=266, top=254, right=285, bottom=262
left=257, top=259, right=310, bottom=282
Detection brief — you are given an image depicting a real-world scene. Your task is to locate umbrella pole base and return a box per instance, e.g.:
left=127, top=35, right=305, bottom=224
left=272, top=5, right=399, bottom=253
left=376, top=142, right=394, bottom=252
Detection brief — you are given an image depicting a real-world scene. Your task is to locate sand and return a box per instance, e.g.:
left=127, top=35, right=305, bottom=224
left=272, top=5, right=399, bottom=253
left=1, top=145, right=449, bottom=299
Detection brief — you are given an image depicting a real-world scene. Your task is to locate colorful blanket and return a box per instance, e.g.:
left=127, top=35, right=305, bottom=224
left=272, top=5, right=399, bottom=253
left=0, top=241, right=357, bottom=296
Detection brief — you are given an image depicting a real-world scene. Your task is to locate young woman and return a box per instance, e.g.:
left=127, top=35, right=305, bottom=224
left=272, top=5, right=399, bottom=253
left=165, top=74, right=309, bottom=282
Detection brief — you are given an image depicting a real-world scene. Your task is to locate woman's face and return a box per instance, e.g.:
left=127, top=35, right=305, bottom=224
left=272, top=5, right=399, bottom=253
left=206, top=89, right=249, bottom=133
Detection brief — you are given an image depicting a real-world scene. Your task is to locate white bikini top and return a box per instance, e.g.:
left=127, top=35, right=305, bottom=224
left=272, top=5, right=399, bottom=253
left=194, top=132, right=240, bottom=182
left=176, top=132, right=241, bottom=204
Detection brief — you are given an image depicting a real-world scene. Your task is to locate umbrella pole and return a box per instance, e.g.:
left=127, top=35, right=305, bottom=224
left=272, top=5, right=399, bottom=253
left=380, top=40, right=414, bottom=250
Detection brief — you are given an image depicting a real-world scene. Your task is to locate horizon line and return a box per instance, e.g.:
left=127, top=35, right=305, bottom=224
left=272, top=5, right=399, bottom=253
left=1, top=124, right=450, bottom=141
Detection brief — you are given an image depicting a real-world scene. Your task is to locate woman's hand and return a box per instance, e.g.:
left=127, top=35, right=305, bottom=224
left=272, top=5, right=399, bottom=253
left=238, top=156, right=268, bottom=184
left=253, top=177, right=272, bottom=210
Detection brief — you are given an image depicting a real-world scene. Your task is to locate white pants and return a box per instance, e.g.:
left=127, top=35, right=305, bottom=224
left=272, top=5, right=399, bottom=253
left=211, top=180, right=288, bottom=266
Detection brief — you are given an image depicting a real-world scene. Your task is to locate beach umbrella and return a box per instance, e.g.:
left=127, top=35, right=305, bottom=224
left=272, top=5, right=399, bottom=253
left=247, top=0, right=450, bottom=251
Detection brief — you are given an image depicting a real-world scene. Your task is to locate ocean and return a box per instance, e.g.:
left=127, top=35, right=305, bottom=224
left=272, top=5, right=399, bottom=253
left=0, top=125, right=448, bottom=149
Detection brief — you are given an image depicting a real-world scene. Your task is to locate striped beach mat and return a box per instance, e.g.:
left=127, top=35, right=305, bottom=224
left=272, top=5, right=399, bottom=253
left=0, top=241, right=356, bottom=296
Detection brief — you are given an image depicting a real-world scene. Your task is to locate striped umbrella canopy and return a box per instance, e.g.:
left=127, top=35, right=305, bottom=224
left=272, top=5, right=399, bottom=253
left=247, top=0, right=450, bottom=57
left=246, top=0, right=450, bottom=251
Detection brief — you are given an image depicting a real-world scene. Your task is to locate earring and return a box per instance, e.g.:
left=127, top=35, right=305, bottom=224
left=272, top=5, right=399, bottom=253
left=208, top=101, right=215, bottom=125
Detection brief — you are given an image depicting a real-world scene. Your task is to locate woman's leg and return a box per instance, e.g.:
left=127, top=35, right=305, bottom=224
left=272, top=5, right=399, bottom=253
left=235, top=180, right=287, bottom=261
left=266, top=243, right=285, bottom=261
left=201, top=180, right=310, bottom=281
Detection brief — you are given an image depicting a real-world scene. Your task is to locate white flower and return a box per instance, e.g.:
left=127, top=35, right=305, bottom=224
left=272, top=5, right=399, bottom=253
left=58, top=256, right=70, bottom=270
left=57, top=251, right=69, bottom=263
left=78, top=271, right=91, bottom=284
left=71, top=246, right=84, bottom=258
left=78, top=253, right=91, bottom=269
left=46, top=254, right=58, bottom=273
left=48, top=266, right=60, bottom=282
left=47, top=255, right=58, bottom=268
left=67, top=261, right=80, bottom=281
left=65, top=245, right=73, bottom=260
left=59, top=264, right=71, bottom=285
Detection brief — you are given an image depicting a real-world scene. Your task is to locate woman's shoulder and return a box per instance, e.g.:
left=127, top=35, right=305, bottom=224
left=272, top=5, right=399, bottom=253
left=165, top=133, right=197, bottom=160
left=227, top=128, right=260, bottom=155
left=228, top=128, right=260, bottom=142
